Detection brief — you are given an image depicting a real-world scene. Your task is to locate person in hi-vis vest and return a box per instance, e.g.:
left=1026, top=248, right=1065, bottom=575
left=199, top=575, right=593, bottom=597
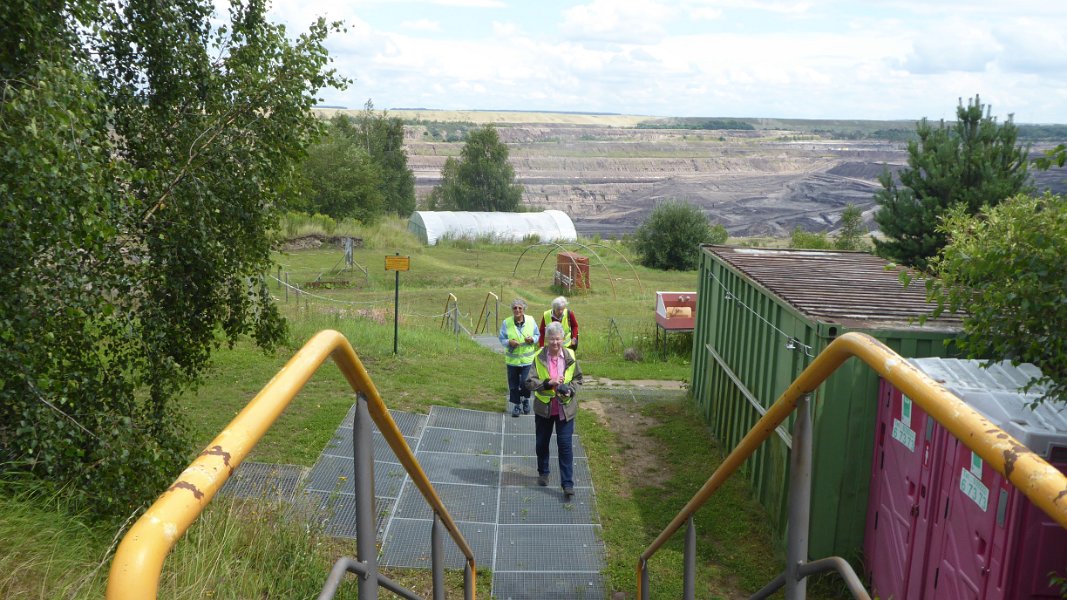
left=499, top=298, right=539, bottom=418
left=538, top=295, right=579, bottom=352
left=525, top=321, right=584, bottom=499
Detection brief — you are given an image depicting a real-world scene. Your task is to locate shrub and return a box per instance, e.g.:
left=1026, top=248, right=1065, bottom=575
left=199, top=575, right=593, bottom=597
left=631, top=201, right=727, bottom=270
left=789, top=226, right=833, bottom=249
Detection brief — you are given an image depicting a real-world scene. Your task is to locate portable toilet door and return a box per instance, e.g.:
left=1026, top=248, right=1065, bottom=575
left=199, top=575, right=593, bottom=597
left=865, top=379, right=946, bottom=600
left=997, top=447, right=1067, bottom=599
left=914, top=358, right=1067, bottom=600
left=925, top=439, right=1067, bottom=600
left=924, top=441, right=1000, bottom=599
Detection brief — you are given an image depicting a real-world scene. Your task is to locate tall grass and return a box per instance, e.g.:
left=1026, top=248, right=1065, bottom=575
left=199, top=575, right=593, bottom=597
left=278, top=212, right=423, bottom=252
left=0, top=477, right=488, bottom=599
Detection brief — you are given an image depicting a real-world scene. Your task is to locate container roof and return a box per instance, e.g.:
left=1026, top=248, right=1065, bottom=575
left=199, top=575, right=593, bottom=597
left=703, top=245, right=963, bottom=331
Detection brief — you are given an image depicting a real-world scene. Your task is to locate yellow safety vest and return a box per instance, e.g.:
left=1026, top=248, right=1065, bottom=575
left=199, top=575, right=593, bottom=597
left=543, top=308, right=572, bottom=341
left=534, top=348, right=576, bottom=404
left=504, top=317, right=538, bottom=366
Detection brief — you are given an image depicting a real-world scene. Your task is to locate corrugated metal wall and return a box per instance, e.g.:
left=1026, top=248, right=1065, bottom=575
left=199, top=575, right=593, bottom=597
left=691, top=246, right=960, bottom=562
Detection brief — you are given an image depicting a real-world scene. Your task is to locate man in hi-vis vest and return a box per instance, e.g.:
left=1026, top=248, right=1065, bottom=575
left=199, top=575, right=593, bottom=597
left=525, top=321, right=584, bottom=499
left=499, top=298, right=539, bottom=417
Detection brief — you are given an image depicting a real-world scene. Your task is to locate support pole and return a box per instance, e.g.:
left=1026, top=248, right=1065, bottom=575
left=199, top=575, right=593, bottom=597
left=432, top=513, right=444, bottom=600
left=640, top=559, right=649, bottom=600
left=353, top=394, right=379, bottom=600
left=393, top=253, right=400, bottom=355
left=785, top=393, right=813, bottom=600
left=464, top=561, right=474, bottom=600
left=683, top=516, right=696, bottom=600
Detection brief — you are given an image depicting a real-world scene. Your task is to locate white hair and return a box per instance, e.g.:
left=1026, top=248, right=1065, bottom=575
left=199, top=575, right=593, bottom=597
left=511, top=298, right=527, bottom=309
left=551, top=296, right=568, bottom=310
left=545, top=321, right=565, bottom=339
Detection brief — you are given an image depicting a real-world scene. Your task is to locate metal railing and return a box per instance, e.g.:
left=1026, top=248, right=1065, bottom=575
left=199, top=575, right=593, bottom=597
left=106, top=330, right=476, bottom=600
left=474, top=291, right=499, bottom=335
left=637, top=332, right=1067, bottom=600
left=440, top=292, right=470, bottom=336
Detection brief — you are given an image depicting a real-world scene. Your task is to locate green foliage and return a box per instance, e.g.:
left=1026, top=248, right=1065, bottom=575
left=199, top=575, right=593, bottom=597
left=1034, top=144, right=1067, bottom=170
left=300, top=104, right=416, bottom=221
left=926, top=193, right=1067, bottom=403
left=631, top=201, right=726, bottom=270
left=873, top=95, right=1033, bottom=269
left=428, top=125, right=524, bottom=211
left=362, top=106, right=417, bottom=217
left=0, top=0, right=343, bottom=519
left=789, top=227, right=833, bottom=249
left=301, top=124, right=384, bottom=222
left=834, top=204, right=868, bottom=250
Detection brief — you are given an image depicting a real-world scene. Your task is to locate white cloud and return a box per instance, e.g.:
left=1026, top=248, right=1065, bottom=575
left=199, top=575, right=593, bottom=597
left=560, top=0, right=676, bottom=44
left=400, top=19, right=441, bottom=32
left=991, top=18, right=1067, bottom=74
left=903, top=22, right=1000, bottom=74
left=291, top=0, right=1067, bottom=121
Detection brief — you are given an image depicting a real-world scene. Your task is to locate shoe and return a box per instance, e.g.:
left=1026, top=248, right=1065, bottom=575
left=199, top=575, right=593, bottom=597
left=522, top=398, right=531, bottom=414
left=537, top=475, right=548, bottom=487
left=511, top=404, right=521, bottom=418
left=563, top=487, right=574, bottom=499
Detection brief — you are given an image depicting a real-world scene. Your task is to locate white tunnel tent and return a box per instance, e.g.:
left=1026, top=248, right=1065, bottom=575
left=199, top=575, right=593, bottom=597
left=407, top=210, right=578, bottom=246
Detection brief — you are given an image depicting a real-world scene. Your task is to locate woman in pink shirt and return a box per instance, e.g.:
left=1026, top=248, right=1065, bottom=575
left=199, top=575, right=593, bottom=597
left=525, top=322, right=584, bottom=499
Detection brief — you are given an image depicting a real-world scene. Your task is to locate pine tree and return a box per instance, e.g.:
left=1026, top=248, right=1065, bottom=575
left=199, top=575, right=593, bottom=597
left=834, top=204, right=867, bottom=250
left=873, top=95, right=1032, bottom=269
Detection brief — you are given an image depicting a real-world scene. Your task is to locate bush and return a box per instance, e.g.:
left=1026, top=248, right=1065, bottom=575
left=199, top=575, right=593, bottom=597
left=631, top=202, right=727, bottom=270
left=789, top=226, right=833, bottom=249
left=926, top=192, right=1067, bottom=403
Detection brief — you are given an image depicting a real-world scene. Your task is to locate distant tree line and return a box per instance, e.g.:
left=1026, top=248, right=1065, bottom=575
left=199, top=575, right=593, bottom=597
left=401, top=119, right=478, bottom=142
left=636, top=118, right=755, bottom=131
left=1015, top=124, right=1067, bottom=141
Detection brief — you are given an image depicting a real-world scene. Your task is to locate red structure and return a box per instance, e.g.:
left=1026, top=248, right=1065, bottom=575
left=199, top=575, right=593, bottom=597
left=654, top=291, right=696, bottom=354
left=555, top=251, right=589, bottom=290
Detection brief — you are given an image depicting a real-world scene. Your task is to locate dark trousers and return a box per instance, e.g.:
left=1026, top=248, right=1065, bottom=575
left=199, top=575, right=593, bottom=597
left=506, top=363, right=531, bottom=406
left=535, top=413, right=575, bottom=489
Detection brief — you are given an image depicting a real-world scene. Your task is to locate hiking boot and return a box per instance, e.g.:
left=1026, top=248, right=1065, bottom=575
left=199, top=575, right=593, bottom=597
left=537, top=475, right=548, bottom=487
left=522, top=398, right=531, bottom=414
left=511, top=404, right=521, bottom=418
left=563, top=487, right=575, bottom=500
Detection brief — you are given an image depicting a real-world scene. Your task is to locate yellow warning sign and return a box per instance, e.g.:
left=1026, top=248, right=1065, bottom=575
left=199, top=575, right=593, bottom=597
left=385, top=255, right=410, bottom=272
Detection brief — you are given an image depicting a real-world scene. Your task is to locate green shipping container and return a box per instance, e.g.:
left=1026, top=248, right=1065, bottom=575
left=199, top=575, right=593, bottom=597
left=691, top=245, right=962, bottom=563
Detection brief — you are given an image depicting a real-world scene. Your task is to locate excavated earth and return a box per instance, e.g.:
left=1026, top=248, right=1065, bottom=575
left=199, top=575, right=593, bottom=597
left=403, top=124, right=1067, bottom=238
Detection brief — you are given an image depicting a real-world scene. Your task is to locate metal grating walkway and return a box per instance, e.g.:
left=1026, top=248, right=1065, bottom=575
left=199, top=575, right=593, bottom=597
left=222, top=404, right=606, bottom=599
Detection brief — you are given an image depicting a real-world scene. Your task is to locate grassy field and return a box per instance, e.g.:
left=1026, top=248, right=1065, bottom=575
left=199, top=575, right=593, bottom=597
left=1, top=218, right=850, bottom=599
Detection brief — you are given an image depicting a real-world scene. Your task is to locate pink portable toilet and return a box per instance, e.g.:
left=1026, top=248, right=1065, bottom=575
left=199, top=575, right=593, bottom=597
left=867, top=358, right=1067, bottom=600
left=916, top=358, right=1067, bottom=600
left=865, top=378, right=947, bottom=600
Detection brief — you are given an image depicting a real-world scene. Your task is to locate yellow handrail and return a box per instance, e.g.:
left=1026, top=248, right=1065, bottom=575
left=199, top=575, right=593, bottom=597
left=440, top=292, right=458, bottom=330
left=636, top=332, right=1067, bottom=599
left=474, top=291, right=499, bottom=335
left=106, top=330, right=476, bottom=599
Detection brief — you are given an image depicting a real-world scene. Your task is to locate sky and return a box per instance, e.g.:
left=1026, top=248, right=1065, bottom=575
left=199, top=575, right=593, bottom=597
left=260, top=0, right=1067, bottom=123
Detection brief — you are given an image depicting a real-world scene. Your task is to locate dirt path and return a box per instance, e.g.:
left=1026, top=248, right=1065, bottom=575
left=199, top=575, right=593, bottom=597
left=580, top=378, right=686, bottom=495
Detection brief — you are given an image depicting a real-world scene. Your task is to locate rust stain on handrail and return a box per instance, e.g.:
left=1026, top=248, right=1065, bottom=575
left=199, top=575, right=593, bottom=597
left=106, top=329, right=476, bottom=600
left=636, top=332, right=1067, bottom=600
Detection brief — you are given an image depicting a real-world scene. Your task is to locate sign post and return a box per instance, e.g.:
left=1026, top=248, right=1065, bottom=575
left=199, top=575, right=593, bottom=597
left=385, top=253, right=410, bottom=354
